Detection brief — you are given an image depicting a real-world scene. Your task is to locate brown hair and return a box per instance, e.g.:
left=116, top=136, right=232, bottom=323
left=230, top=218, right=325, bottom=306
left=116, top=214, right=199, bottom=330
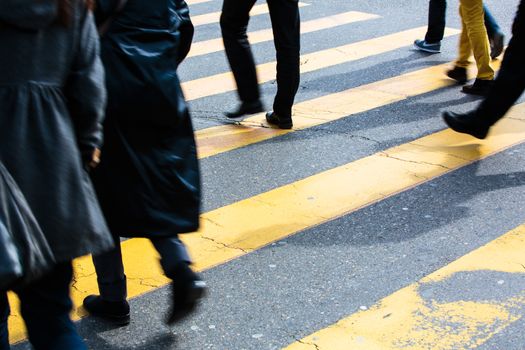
left=58, top=0, right=95, bottom=26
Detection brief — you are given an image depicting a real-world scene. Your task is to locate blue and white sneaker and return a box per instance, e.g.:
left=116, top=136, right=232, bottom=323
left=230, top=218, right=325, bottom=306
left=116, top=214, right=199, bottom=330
left=413, top=39, right=441, bottom=53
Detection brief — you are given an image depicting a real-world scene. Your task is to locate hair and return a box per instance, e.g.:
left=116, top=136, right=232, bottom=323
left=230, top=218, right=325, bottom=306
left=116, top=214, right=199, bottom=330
left=58, top=0, right=95, bottom=26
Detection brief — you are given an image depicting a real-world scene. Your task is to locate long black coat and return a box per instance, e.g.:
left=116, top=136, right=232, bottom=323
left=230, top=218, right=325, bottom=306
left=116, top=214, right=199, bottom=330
left=0, top=0, right=114, bottom=262
left=93, top=0, right=201, bottom=238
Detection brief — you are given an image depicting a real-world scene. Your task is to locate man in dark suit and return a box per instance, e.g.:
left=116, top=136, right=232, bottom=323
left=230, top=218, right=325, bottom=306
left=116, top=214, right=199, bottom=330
left=220, top=0, right=300, bottom=129
left=443, top=0, right=525, bottom=138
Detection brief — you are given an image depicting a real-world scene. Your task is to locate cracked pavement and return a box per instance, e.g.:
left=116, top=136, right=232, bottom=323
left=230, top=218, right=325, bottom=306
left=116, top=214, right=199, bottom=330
left=11, top=0, right=525, bottom=349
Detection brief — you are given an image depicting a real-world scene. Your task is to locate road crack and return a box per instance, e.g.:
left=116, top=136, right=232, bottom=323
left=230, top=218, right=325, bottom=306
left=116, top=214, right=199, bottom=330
left=296, top=338, right=320, bottom=350
left=199, top=234, right=248, bottom=254
left=381, top=152, right=452, bottom=170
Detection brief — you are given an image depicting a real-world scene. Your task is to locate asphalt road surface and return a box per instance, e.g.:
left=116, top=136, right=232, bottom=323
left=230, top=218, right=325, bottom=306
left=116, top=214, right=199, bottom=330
left=9, top=0, right=525, bottom=349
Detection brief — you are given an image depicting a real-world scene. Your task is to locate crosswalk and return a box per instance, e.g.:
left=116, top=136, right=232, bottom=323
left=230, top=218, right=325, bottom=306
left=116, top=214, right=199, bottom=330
left=9, top=1, right=525, bottom=348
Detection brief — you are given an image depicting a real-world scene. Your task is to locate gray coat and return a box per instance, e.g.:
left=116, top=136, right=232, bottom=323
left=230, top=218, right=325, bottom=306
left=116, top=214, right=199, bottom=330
left=0, top=0, right=114, bottom=262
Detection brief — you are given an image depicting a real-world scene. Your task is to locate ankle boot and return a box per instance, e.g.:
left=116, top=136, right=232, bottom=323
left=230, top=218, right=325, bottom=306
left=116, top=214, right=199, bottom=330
left=442, top=110, right=490, bottom=139
left=166, top=263, right=206, bottom=325
left=83, top=295, right=130, bottom=326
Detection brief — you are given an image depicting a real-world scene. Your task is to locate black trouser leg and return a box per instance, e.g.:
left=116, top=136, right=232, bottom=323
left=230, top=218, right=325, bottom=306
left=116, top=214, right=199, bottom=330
left=477, top=1, right=525, bottom=125
left=267, top=0, right=301, bottom=119
left=220, top=0, right=260, bottom=104
left=92, top=234, right=127, bottom=302
left=17, top=263, right=87, bottom=350
left=425, top=0, right=446, bottom=43
left=0, top=293, right=9, bottom=350
left=151, top=236, right=191, bottom=277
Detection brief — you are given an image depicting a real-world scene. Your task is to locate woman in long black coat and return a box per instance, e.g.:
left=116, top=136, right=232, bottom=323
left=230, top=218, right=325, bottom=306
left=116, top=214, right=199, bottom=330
left=83, top=0, right=206, bottom=325
left=0, top=0, right=113, bottom=348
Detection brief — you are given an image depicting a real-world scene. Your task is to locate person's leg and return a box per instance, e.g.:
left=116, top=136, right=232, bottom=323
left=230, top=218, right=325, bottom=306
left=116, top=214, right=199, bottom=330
left=151, top=236, right=205, bottom=325
left=91, top=241, right=127, bottom=302
left=151, top=236, right=191, bottom=270
left=483, top=4, right=505, bottom=59
left=443, top=1, right=524, bottom=138
left=446, top=4, right=471, bottom=83
left=460, top=0, right=494, bottom=80
left=456, top=4, right=473, bottom=70
left=17, top=263, right=87, bottom=350
left=266, top=0, right=300, bottom=127
left=83, top=234, right=130, bottom=325
left=425, top=0, right=447, bottom=43
left=0, top=293, right=10, bottom=350
left=220, top=0, right=260, bottom=105
left=483, top=4, right=501, bottom=39
left=476, top=2, right=525, bottom=125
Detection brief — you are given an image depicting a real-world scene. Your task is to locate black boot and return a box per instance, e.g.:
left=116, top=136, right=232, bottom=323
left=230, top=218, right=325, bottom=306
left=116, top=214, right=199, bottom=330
left=461, top=79, right=494, bottom=96
left=265, top=111, right=293, bottom=129
left=442, top=110, right=490, bottom=139
left=166, top=263, right=206, bottom=325
left=225, top=100, right=264, bottom=119
left=490, top=32, right=505, bottom=59
left=446, top=66, right=468, bottom=84
left=83, top=295, right=130, bottom=326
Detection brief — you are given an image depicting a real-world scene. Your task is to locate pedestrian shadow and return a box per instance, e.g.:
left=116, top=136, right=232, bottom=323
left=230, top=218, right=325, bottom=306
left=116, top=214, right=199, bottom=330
left=300, top=51, right=451, bottom=96
left=76, top=316, right=178, bottom=350
left=285, top=155, right=525, bottom=248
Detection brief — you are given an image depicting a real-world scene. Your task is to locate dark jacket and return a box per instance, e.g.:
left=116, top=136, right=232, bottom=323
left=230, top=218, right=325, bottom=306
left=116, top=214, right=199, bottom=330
left=92, top=0, right=201, bottom=238
left=0, top=0, right=114, bottom=261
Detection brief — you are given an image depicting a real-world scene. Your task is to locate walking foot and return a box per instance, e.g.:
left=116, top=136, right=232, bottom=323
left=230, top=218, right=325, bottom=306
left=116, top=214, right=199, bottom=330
left=442, top=111, right=490, bottom=139
left=83, top=295, right=130, bottom=326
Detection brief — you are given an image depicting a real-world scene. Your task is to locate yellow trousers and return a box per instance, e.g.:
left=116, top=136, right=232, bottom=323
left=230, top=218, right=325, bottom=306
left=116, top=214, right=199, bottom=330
left=456, top=0, right=494, bottom=80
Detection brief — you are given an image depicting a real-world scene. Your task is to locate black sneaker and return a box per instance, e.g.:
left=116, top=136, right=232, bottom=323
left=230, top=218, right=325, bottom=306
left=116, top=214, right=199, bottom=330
left=446, top=66, right=468, bottom=84
left=166, top=263, right=207, bottom=325
left=490, top=32, right=504, bottom=59
left=443, top=111, right=490, bottom=139
left=461, top=79, right=494, bottom=96
left=83, top=295, right=130, bottom=326
left=225, top=100, right=264, bottom=119
left=414, top=39, right=441, bottom=53
left=265, top=111, right=293, bottom=129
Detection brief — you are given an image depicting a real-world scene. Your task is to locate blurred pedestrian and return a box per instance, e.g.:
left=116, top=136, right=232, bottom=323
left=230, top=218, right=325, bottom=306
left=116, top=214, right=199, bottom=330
left=443, top=0, right=525, bottom=139
left=82, top=0, right=206, bottom=326
left=0, top=0, right=113, bottom=348
left=221, top=0, right=300, bottom=129
left=446, top=0, right=495, bottom=95
left=414, top=0, right=504, bottom=59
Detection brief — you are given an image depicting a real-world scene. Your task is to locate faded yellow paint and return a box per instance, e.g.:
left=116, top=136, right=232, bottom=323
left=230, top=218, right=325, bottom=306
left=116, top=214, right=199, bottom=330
left=188, top=11, right=380, bottom=58
left=191, top=2, right=309, bottom=27
left=182, top=27, right=460, bottom=101
left=284, top=225, right=525, bottom=350
left=9, top=104, right=525, bottom=344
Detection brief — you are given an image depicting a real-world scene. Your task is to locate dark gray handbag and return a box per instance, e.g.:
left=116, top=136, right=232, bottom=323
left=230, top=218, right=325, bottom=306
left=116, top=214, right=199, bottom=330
left=0, top=162, right=55, bottom=290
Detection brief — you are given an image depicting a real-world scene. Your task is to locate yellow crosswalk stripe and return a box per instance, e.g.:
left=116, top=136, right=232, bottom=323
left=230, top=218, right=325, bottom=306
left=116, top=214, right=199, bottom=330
left=196, top=59, right=499, bottom=158
left=191, top=2, right=309, bottom=27
left=8, top=100, right=524, bottom=344
left=188, top=11, right=381, bottom=58
left=283, top=223, right=525, bottom=350
left=182, top=26, right=459, bottom=101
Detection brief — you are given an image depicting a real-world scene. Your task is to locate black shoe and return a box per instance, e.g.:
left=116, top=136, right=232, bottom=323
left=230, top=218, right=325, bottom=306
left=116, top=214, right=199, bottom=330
left=413, top=39, right=441, bottom=53
left=490, top=32, right=504, bottom=59
left=265, top=111, right=293, bottom=129
left=83, top=295, right=130, bottom=326
left=166, top=263, right=207, bottom=325
left=461, top=79, right=494, bottom=96
left=446, top=66, right=468, bottom=84
left=442, top=111, right=490, bottom=139
left=225, top=100, right=264, bottom=119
